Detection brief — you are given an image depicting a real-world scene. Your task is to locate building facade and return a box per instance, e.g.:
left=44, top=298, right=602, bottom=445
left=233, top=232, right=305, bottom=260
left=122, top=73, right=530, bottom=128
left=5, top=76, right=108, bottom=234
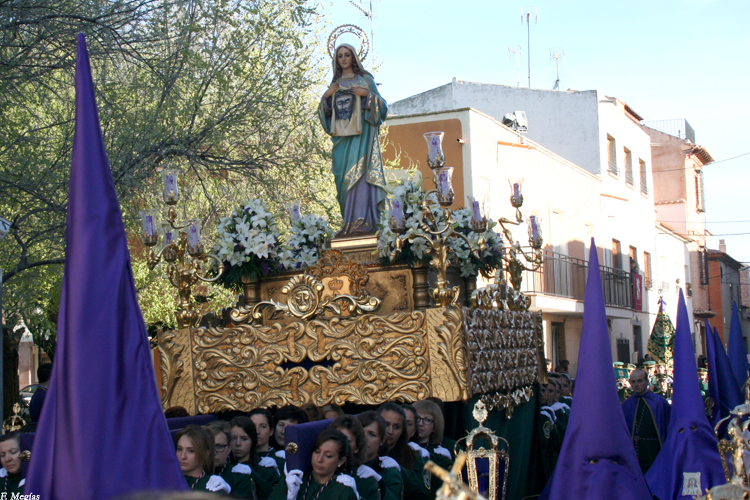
left=389, top=80, right=660, bottom=369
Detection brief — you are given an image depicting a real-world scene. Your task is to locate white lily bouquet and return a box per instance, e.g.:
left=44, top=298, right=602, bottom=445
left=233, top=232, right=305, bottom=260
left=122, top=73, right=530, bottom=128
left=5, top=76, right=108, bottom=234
left=280, top=205, right=334, bottom=270
left=447, top=207, right=505, bottom=278
left=212, top=199, right=283, bottom=288
left=376, top=177, right=444, bottom=266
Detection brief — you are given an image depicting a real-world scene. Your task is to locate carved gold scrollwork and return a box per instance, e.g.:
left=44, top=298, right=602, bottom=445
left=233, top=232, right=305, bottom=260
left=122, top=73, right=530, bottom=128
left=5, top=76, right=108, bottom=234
left=463, top=308, right=540, bottom=417
left=305, top=249, right=371, bottom=296
left=157, top=327, right=185, bottom=408
left=190, top=308, right=430, bottom=413
left=433, top=306, right=469, bottom=400
left=253, top=274, right=381, bottom=321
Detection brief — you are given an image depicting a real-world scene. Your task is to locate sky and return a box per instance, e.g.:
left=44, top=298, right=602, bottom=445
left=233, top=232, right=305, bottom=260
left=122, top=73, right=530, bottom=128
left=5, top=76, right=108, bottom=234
left=318, top=0, right=750, bottom=264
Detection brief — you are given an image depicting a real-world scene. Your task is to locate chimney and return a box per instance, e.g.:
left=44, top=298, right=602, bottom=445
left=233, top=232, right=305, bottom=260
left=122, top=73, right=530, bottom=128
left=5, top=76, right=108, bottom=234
left=719, top=239, right=727, bottom=253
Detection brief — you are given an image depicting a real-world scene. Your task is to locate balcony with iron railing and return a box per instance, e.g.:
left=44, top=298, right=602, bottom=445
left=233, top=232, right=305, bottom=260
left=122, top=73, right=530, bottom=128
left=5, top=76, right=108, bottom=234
left=608, top=161, right=619, bottom=176
left=521, top=249, right=634, bottom=309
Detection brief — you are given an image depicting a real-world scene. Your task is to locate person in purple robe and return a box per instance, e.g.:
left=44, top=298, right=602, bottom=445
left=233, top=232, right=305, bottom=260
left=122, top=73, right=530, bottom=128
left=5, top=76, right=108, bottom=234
left=644, top=290, right=725, bottom=500
left=622, top=368, right=671, bottom=473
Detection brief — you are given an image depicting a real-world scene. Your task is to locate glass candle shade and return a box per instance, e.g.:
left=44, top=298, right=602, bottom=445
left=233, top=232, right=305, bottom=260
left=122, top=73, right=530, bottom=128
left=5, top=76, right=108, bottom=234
left=185, top=219, right=204, bottom=256
left=288, top=201, right=302, bottom=223
left=161, top=170, right=180, bottom=205
left=434, top=167, right=455, bottom=207
left=423, top=131, right=446, bottom=168
left=467, top=195, right=487, bottom=232
left=389, top=195, right=406, bottom=233
left=527, top=214, right=543, bottom=249
left=139, top=210, right=160, bottom=247
left=509, top=178, right=524, bottom=208
left=161, top=224, right=179, bottom=262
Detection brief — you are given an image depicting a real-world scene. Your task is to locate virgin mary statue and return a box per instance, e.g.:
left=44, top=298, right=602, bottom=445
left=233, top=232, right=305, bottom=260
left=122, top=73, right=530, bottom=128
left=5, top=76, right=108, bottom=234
left=318, top=43, right=387, bottom=236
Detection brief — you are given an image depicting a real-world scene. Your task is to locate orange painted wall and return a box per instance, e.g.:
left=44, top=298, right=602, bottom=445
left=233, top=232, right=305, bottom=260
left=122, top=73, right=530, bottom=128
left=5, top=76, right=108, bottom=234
left=384, top=119, right=465, bottom=207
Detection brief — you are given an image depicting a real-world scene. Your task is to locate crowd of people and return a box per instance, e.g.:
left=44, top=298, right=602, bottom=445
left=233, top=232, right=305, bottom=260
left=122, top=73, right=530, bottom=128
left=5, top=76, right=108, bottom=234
left=537, top=357, right=691, bottom=483
left=161, top=399, right=457, bottom=499
left=0, top=356, right=715, bottom=498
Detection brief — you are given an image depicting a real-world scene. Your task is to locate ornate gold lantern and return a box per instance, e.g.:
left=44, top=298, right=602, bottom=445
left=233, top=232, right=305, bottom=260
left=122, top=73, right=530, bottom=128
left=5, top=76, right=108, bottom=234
left=455, top=401, right=510, bottom=500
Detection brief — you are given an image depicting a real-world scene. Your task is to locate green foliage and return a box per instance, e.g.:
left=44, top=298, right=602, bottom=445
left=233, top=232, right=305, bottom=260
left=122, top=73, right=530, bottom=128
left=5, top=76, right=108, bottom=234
left=132, top=253, right=236, bottom=330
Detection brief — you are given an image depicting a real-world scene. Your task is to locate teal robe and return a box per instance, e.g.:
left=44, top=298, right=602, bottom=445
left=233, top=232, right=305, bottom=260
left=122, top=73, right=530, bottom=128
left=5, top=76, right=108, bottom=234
left=318, top=73, right=387, bottom=230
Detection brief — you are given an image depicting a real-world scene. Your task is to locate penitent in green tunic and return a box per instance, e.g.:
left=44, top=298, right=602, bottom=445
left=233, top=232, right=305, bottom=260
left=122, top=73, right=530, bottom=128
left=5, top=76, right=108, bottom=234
left=3, top=472, right=24, bottom=496
left=365, top=458, right=403, bottom=500
left=633, top=397, right=663, bottom=473
left=184, top=474, right=230, bottom=495
left=398, top=452, right=432, bottom=500
left=269, top=473, right=358, bottom=500
left=216, top=463, right=258, bottom=500
left=354, top=469, right=381, bottom=500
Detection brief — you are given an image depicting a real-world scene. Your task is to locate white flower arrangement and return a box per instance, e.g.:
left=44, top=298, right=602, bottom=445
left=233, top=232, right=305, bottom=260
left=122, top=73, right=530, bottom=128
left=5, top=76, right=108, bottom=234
left=376, top=177, right=444, bottom=265
left=280, top=212, right=334, bottom=270
left=212, top=199, right=283, bottom=287
left=448, top=207, right=505, bottom=278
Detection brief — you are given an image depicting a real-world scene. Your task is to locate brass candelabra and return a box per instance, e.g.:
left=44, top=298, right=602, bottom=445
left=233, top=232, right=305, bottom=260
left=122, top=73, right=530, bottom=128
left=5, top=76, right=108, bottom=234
left=139, top=170, right=223, bottom=328
left=388, top=132, right=488, bottom=307
left=388, top=132, right=543, bottom=310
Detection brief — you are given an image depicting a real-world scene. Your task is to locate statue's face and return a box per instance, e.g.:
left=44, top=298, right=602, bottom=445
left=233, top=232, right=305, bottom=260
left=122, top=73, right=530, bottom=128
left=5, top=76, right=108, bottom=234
left=337, top=47, right=354, bottom=72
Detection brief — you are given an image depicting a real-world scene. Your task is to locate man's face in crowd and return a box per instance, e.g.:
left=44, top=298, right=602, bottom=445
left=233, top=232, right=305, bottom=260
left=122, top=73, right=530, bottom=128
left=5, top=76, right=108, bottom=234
left=630, top=370, right=649, bottom=396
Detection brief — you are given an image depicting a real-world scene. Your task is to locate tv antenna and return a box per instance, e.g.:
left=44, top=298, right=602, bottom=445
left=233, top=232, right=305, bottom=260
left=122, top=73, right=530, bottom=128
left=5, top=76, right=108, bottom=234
left=521, top=7, right=537, bottom=88
left=350, top=1, right=378, bottom=63
left=550, top=48, right=565, bottom=90
left=508, top=45, right=522, bottom=87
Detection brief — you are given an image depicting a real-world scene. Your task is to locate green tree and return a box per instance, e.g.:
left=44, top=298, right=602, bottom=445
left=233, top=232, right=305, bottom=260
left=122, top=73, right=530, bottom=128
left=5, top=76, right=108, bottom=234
left=0, top=0, right=337, bottom=349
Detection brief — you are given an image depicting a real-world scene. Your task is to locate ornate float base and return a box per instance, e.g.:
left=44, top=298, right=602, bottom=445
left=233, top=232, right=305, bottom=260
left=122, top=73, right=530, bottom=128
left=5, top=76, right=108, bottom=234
left=156, top=250, right=545, bottom=416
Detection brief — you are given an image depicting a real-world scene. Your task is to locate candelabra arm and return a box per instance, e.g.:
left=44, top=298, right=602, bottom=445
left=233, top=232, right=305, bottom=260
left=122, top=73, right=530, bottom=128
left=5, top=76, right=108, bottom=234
left=165, top=205, right=186, bottom=230
left=165, top=264, right=181, bottom=290
left=420, top=190, right=442, bottom=227
left=446, top=229, right=480, bottom=259
left=146, top=245, right=165, bottom=270
left=193, top=253, right=224, bottom=283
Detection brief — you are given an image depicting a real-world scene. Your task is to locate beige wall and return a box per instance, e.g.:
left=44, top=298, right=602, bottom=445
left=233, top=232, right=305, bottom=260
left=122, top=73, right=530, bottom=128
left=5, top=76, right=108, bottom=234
left=386, top=108, right=604, bottom=375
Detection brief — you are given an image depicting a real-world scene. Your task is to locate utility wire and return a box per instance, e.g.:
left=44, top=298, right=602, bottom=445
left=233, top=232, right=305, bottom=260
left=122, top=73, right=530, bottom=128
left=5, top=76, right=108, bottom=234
left=653, top=151, right=750, bottom=173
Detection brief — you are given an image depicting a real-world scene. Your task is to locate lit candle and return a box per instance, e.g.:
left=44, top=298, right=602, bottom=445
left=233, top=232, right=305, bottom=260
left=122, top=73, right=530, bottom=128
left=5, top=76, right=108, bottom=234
left=423, top=131, right=445, bottom=167
left=139, top=210, right=160, bottom=246
left=392, top=196, right=404, bottom=226
left=185, top=219, right=203, bottom=255
left=439, top=172, right=450, bottom=197
left=144, top=215, right=154, bottom=237
left=529, top=215, right=541, bottom=240
left=161, top=170, right=180, bottom=204
left=188, top=224, right=199, bottom=248
left=470, top=200, right=482, bottom=222
left=291, top=203, right=301, bottom=222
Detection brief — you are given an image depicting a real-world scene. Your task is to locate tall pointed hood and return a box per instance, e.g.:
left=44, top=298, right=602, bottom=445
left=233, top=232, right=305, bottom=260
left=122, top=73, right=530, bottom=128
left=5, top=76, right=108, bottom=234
left=644, top=290, right=725, bottom=499
left=728, top=302, right=749, bottom=390
left=711, top=324, right=742, bottom=423
left=703, top=319, right=721, bottom=428
left=23, top=34, right=187, bottom=499
left=543, top=240, right=651, bottom=500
